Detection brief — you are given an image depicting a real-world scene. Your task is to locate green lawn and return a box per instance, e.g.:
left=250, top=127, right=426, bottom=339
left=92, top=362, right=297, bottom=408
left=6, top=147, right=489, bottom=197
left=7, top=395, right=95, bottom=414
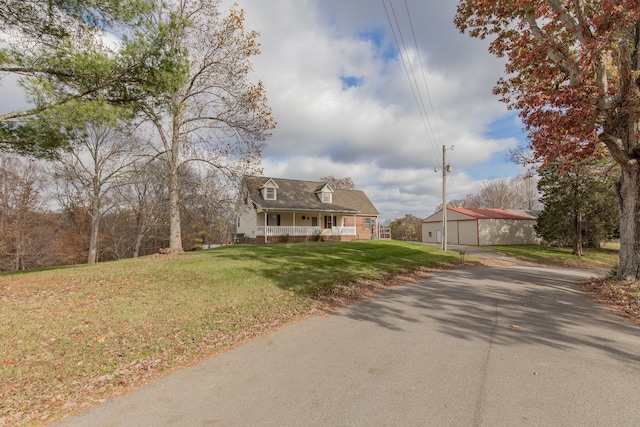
left=485, top=244, right=619, bottom=270
left=0, top=240, right=461, bottom=425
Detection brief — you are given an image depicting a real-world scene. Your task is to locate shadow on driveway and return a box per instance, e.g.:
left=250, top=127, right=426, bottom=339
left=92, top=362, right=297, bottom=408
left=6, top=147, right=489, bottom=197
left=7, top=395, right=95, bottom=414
left=334, top=266, right=640, bottom=365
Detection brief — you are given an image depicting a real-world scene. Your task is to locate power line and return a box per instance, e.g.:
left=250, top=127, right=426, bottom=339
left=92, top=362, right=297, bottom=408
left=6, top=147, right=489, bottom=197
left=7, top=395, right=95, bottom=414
left=381, top=0, right=443, bottom=168
left=403, top=0, right=445, bottom=155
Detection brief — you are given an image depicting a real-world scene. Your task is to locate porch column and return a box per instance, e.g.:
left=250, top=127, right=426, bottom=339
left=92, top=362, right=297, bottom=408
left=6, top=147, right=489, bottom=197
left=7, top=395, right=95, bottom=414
left=264, top=211, right=268, bottom=244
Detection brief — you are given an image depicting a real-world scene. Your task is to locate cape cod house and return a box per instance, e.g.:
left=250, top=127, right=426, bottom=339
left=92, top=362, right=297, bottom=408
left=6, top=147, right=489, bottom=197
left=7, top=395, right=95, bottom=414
left=235, top=177, right=380, bottom=244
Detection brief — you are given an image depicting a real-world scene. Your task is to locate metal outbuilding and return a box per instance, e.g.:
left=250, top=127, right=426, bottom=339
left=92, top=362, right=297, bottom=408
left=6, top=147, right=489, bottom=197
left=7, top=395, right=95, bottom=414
left=421, top=207, right=539, bottom=246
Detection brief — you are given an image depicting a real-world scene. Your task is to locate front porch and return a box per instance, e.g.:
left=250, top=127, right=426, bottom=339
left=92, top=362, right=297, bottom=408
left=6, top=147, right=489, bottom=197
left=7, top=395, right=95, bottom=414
left=252, top=211, right=359, bottom=243
left=257, top=225, right=357, bottom=237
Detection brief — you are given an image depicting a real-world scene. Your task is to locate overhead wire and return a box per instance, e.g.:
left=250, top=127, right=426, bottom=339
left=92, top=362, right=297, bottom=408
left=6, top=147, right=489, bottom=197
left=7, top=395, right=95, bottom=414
left=403, top=0, right=445, bottom=157
left=389, top=0, right=440, bottom=161
left=381, top=0, right=444, bottom=168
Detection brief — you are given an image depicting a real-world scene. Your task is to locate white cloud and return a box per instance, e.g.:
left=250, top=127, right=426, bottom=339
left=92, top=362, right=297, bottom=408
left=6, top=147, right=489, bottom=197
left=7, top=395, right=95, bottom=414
left=219, top=0, right=527, bottom=221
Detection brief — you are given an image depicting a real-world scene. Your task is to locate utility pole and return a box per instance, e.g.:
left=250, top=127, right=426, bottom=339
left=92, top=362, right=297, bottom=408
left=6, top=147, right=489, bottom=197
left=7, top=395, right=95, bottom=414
left=442, top=145, right=453, bottom=251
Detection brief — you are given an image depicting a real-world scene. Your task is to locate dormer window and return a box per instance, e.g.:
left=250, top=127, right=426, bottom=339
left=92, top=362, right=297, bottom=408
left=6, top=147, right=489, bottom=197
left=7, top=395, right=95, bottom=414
left=316, top=183, right=333, bottom=204
left=260, top=178, right=279, bottom=201
left=266, top=187, right=276, bottom=200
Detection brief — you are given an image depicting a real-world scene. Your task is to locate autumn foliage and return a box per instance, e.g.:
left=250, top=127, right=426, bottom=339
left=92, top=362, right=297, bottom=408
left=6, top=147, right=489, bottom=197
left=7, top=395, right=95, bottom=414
left=455, top=1, right=640, bottom=280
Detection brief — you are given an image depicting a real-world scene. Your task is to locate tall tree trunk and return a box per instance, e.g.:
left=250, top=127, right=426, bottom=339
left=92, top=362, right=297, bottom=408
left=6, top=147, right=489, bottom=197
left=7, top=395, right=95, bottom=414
left=572, top=211, right=583, bottom=257
left=168, top=166, right=182, bottom=253
left=133, top=220, right=144, bottom=258
left=87, top=195, right=100, bottom=264
left=616, top=165, right=640, bottom=280
left=87, top=214, right=100, bottom=264
left=167, top=112, right=183, bottom=253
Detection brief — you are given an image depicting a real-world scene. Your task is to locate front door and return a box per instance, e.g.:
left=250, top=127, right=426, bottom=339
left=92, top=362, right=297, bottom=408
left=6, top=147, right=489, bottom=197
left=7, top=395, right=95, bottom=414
left=324, top=215, right=336, bottom=228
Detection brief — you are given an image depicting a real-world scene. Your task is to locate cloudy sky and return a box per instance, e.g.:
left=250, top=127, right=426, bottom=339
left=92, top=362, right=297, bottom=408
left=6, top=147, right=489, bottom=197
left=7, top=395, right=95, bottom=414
left=218, top=0, right=527, bottom=221
left=0, top=0, right=528, bottom=222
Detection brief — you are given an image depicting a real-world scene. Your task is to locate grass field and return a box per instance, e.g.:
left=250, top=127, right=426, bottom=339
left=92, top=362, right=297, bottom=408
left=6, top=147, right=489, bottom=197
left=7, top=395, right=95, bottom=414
left=0, top=240, right=462, bottom=426
left=485, top=244, right=619, bottom=270
left=1, top=241, right=622, bottom=425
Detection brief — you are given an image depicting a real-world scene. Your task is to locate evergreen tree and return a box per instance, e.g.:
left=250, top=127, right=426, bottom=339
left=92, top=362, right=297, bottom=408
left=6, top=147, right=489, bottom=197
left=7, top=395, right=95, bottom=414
left=0, top=0, right=188, bottom=156
left=536, top=160, right=619, bottom=256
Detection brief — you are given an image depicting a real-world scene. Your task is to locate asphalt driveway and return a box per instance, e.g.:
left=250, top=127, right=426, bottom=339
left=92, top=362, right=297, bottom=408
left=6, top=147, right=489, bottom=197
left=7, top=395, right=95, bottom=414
left=52, top=265, right=640, bottom=426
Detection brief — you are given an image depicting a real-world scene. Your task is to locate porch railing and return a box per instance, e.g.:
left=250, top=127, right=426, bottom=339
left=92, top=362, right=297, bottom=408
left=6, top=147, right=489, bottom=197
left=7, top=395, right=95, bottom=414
left=257, top=226, right=356, bottom=236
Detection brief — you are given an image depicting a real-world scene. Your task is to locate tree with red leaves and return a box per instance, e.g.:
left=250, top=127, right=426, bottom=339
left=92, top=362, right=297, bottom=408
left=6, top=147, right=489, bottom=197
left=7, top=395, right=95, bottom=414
left=455, top=1, right=640, bottom=280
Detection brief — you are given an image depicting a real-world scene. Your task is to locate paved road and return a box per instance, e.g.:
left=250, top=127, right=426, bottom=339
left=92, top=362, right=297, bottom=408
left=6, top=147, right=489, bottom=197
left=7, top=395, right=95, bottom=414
left=52, top=265, right=640, bottom=427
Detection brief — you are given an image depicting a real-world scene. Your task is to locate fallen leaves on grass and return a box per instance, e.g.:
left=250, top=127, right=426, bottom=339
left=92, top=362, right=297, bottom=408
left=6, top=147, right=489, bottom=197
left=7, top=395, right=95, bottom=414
left=0, top=264, right=458, bottom=427
left=579, top=277, right=640, bottom=323
left=312, top=267, right=439, bottom=311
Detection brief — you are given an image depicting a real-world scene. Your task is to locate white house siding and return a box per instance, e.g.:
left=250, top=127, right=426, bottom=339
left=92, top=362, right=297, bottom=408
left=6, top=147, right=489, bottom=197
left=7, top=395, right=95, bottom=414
left=478, top=219, right=537, bottom=245
left=236, top=205, right=258, bottom=239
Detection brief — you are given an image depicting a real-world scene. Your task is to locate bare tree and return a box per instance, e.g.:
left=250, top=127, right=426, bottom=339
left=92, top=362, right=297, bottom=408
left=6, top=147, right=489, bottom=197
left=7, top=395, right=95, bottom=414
left=319, top=176, right=357, bottom=190
left=140, top=1, right=275, bottom=253
left=0, top=155, right=44, bottom=270
left=473, top=178, right=520, bottom=209
left=181, top=170, right=235, bottom=247
left=441, top=176, right=541, bottom=211
left=113, top=160, right=168, bottom=257
left=53, top=124, right=141, bottom=263
left=512, top=174, right=541, bottom=211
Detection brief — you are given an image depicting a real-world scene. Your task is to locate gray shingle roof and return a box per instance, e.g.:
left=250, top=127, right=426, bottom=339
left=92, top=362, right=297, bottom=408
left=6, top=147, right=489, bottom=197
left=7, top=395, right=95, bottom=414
left=244, top=176, right=379, bottom=215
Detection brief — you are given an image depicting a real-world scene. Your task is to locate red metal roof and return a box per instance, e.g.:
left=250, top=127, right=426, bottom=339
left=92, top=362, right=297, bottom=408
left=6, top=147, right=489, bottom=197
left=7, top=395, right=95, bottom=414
left=422, top=207, right=537, bottom=222
left=448, top=207, right=536, bottom=220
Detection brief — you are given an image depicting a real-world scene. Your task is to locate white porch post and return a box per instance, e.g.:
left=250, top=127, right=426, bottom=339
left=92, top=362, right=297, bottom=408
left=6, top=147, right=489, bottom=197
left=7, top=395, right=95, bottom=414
left=264, top=211, right=267, bottom=243
left=353, top=214, right=356, bottom=236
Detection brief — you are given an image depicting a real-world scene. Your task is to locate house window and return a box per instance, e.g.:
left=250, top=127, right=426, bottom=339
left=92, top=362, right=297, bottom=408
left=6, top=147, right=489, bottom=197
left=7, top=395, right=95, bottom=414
left=322, top=192, right=331, bottom=203
left=311, top=216, right=318, bottom=227
left=267, top=213, right=280, bottom=226
left=265, top=187, right=276, bottom=200
left=365, top=218, right=372, bottom=229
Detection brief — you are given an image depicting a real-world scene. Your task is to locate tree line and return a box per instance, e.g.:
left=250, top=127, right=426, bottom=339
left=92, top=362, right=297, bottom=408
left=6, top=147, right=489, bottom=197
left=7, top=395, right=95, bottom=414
left=0, top=152, right=236, bottom=271
left=0, top=0, right=275, bottom=271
